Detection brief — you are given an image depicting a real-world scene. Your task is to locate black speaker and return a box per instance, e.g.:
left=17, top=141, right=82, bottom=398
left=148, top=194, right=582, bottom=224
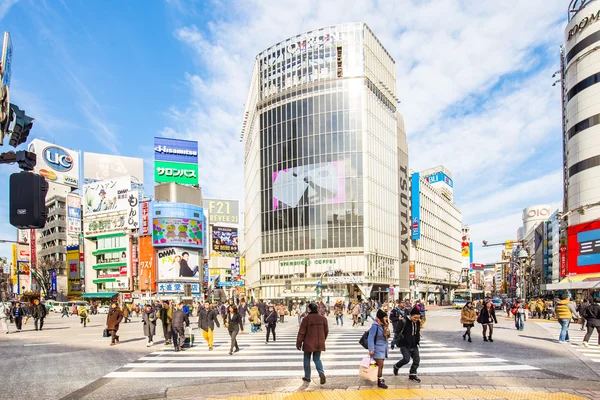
left=10, top=172, right=48, bottom=229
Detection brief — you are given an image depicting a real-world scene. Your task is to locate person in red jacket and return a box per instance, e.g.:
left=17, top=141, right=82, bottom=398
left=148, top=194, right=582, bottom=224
left=296, top=303, right=329, bottom=385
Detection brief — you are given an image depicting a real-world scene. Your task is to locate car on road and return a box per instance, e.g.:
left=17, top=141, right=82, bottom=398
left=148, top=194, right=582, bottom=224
left=50, top=301, right=68, bottom=313
left=491, top=298, right=503, bottom=310
left=97, top=305, right=110, bottom=314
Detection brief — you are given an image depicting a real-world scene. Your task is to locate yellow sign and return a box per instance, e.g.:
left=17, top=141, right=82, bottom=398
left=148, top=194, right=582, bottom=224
left=11, top=244, right=17, bottom=285
left=209, top=269, right=220, bottom=275
left=505, top=240, right=515, bottom=250
left=240, top=257, right=246, bottom=276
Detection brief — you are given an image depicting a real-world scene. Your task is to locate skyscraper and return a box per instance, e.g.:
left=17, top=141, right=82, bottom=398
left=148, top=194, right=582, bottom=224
left=241, top=23, right=410, bottom=302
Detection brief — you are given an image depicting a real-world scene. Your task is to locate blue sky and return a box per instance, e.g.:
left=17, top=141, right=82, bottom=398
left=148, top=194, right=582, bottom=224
left=0, top=0, right=567, bottom=263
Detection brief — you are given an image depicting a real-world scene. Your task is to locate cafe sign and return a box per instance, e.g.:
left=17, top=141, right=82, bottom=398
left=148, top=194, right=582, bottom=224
left=280, top=258, right=337, bottom=267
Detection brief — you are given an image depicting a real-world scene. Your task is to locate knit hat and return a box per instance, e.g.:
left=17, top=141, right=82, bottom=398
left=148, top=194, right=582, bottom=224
left=376, top=309, right=387, bottom=320
left=410, top=307, right=421, bottom=316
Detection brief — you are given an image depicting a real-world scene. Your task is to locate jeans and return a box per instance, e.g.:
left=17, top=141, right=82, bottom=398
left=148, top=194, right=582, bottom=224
left=583, top=326, right=600, bottom=344
left=110, top=329, right=119, bottom=344
left=202, top=328, right=214, bottom=348
left=162, top=323, right=172, bottom=342
left=279, top=315, right=284, bottom=323
left=336, top=314, right=343, bottom=325
left=395, top=347, right=420, bottom=375
left=303, top=351, right=324, bottom=379
left=229, top=329, right=240, bottom=352
left=14, top=317, right=22, bottom=330
left=558, top=318, right=571, bottom=342
left=515, top=314, right=525, bottom=330
left=34, top=318, right=45, bottom=330
left=266, top=325, right=276, bottom=342
left=251, top=324, right=258, bottom=333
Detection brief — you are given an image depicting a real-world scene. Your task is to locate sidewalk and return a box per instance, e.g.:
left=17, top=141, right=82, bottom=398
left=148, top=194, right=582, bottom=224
left=165, top=377, right=600, bottom=400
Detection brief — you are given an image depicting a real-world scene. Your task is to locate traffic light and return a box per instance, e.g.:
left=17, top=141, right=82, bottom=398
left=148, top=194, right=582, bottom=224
left=8, top=103, right=34, bottom=148
left=9, top=171, right=48, bottom=229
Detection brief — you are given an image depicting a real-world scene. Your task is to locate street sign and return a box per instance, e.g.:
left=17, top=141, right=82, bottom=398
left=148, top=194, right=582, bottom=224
left=317, top=281, right=322, bottom=287
left=1, top=32, right=12, bottom=89
left=217, top=281, right=242, bottom=287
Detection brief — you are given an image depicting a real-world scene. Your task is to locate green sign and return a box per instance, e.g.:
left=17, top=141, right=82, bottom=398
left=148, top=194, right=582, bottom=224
left=154, top=160, right=198, bottom=185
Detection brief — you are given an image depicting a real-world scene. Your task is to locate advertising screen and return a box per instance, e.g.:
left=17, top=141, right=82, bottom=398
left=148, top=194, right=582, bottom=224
left=567, top=220, right=600, bottom=275
left=154, top=137, right=198, bottom=164
left=411, top=173, right=421, bottom=240
left=67, top=194, right=82, bottom=243
left=157, top=247, right=200, bottom=280
left=83, top=176, right=131, bottom=216
left=212, top=226, right=238, bottom=253
left=27, top=138, right=80, bottom=188
left=203, top=199, right=240, bottom=224
left=154, top=160, right=198, bottom=185
left=272, top=161, right=345, bottom=209
left=139, top=236, right=155, bottom=291
left=153, top=218, right=203, bottom=247
left=84, top=152, right=144, bottom=183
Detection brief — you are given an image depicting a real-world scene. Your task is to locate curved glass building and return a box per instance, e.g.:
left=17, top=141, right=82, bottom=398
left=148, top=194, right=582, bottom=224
left=241, top=23, right=410, bottom=302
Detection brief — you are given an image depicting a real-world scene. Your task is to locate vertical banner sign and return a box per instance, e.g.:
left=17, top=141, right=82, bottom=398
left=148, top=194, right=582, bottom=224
left=560, top=245, right=567, bottom=278
left=469, top=242, right=474, bottom=266
left=30, top=229, right=36, bottom=271
left=240, top=258, right=246, bottom=277
left=409, top=262, right=415, bottom=280
left=139, top=236, right=155, bottom=291
left=50, top=269, right=57, bottom=293
left=204, top=262, right=209, bottom=283
left=235, top=257, right=240, bottom=277
left=2, top=32, right=13, bottom=89
left=410, top=173, right=420, bottom=240
left=11, top=244, right=17, bottom=286
left=127, top=191, right=139, bottom=229
left=141, top=201, right=149, bottom=235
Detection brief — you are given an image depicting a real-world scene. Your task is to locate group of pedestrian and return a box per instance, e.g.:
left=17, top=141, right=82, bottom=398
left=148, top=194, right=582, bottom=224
left=0, top=299, right=48, bottom=333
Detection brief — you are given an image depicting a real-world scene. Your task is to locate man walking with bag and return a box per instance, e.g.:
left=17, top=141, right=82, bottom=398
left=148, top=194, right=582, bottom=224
left=296, top=303, right=328, bottom=385
left=198, top=302, right=220, bottom=350
left=392, top=307, right=422, bottom=383
left=171, top=303, right=190, bottom=352
left=31, top=299, right=47, bottom=331
left=159, top=301, right=173, bottom=345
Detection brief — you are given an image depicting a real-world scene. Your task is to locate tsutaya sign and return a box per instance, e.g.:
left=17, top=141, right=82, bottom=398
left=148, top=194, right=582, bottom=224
left=567, top=9, right=600, bottom=41
left=280, top=258, right=337, bottom=267
left=328, top=276, right=365, bottom=284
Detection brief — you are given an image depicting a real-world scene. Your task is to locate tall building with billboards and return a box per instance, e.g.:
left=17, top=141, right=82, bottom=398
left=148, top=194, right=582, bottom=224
left=563, top=1, right=600, bottom=276
left=241, top=23, right=410, bottom=303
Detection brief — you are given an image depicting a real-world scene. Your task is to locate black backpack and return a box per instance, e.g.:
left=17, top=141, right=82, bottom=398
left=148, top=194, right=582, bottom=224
left=359, top=326, right=379, bottom=349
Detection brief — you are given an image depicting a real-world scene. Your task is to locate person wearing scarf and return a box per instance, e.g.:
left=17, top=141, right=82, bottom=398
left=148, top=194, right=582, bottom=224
left=142, top=304, right=157, bottom=347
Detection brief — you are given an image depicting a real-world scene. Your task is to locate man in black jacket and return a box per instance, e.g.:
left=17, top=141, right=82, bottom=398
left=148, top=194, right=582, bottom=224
left=389, top=301, right=406, bottom=350
left=582, top=298, right=600, bottom=348
left=171, top=303, right=190, bottom=352
left=32, top=299, right=47, bottom=331
left=264, top=304, right=278, bottom=344
left=198, top=302, right=220, bottom=350
left=11, top=301, right=26, bottom=332
left=159, top=301, right=173, bottom=345
left=392, top=307, right=421, bottom=383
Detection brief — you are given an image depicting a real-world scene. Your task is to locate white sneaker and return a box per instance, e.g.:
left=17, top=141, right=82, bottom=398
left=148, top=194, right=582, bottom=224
left=583, top=341, right=589, bottom=348
left=149, top=341, right=154, bottom=346
left=146, top=342, right=151, bottom=347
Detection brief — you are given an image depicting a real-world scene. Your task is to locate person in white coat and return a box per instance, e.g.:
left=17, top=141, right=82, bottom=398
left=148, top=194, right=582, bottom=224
left=0, top=301, right=10, bottom=334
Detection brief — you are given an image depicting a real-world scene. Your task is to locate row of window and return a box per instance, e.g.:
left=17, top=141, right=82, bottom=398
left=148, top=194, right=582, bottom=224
left=262, top=226, right=364, bottom=253
left=97, top=235, right=127, bottom=250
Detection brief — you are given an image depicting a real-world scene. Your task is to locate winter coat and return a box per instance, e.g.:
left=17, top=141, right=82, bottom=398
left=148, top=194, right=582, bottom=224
left=32, top=303, right=47, bottom=319
left=582, top=303, right=600, bottom=327
left=556, top=299, right=579, bottom=320
left=10, top=306, right=25, bottom=319
left=389, top=307, right=405, bottom=331
left=368, top=322, right=389, bottom=359
left=334, top=302, right=344, bottom=315
left=238, top=304, right=248, bottom=317
left=296, top=311, right=328, bottom=352
left=78, top=306, right=88, bottom=318
left=264, top=309, right=278, bottom=327
left=394, top=316, right=421, bottom=348
left=461, top=307, right=477, bottom=325
left=123, top=306, right=130, bottom=317
left=198, top=308, right=220, bottom=331
left=258, top=302, right=267, bottom=315
left=351, top=304, right=361, bottom=316
left=159, top=306, right=173, bottom=324
left=227, top=313, right=243, bottom=333
left=142, top=310, right=157, bottom=336
left=249, top=306, right=261, bottom=325
left=278, top=305, right=287, bottom=316
left=172, top=310, right=189, bottom=330
left=478, top=306, right=498, bottom=324
left=106, top=308, right=124, bottom=331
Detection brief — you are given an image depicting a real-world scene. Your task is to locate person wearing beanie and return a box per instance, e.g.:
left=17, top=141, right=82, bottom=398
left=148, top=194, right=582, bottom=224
left=368, top=308, right=390, bottom=389
left=296, top=302, right=328, bottom=385
left=392, top=306, right=422, bottom=383
left=582, top=297, right=600, bottom=348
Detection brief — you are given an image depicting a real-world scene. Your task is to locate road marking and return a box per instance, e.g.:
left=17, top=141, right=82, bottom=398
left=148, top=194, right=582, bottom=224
left=23, top=342, right=61, bottom=346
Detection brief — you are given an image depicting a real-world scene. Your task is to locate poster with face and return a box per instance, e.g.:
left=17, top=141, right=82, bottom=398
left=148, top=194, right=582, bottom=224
left=156, top=247, right=200, bottom=280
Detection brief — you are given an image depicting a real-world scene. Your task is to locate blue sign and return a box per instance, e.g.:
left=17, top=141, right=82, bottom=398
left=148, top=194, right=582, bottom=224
left=424, top=172, right=453, bottom=188
left=43, top=146, right=74, bottom=172
left=50, top=269, right=57, bottom=292
left=411, top=173, right=421, bottom=240
left=217, top=281, right=242, bottom=287
left=317, top=281, right=322, bottom=287
left=2, top=32, right=12, bottom=89
left=154, top=137, right=198, bottom=164
left=158, top=282, right=201, bottom=294
left=203, top=262, right=209, bottom=283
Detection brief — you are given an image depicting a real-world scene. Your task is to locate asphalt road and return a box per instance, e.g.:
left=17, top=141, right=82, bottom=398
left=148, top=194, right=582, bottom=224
left=0, top=307, right=598, bottom=400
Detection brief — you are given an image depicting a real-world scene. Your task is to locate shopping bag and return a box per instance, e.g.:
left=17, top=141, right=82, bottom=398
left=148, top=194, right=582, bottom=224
left=103, top=328, right=110, bottom=338
left=359, top=357, right=378, bottom=382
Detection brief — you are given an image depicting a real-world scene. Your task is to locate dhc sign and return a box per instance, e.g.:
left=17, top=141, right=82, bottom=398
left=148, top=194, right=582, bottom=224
left=43, top=146, right=73, bottom=172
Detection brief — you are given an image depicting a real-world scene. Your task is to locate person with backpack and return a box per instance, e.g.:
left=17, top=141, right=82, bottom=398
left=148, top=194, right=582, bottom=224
left=334, top=300, right=344, bottom=326
left=78, top=305, right=89, bottom=328
left=556, top=294, right=580, bottom=343
left=478, top=300, right=498, bottom=342
left=513, top=298, right=526, bottom=331
left=389, top=301, right=405, bottom=350
left=391, top=307, right=422, bottom=383
left=461, top=301, right=477, bottom=342
left=171, top=303, right=190, bottom=352
left=159, top=301, right=173, bottom=346
left=582, top=297, right=600, bottom=348
left=264, top=304, right=278, bottom=344
left=367, top=309, right=390, bottom=389
left=296, top=303, right=328, bottom=385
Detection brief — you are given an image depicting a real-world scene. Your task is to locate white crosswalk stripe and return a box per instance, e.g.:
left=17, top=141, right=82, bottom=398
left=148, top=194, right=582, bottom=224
left=104, top=319, right=539, bottom=379
left=537, top=322, right=600, bottom=363
left=426, top=309, right=462, bottom=317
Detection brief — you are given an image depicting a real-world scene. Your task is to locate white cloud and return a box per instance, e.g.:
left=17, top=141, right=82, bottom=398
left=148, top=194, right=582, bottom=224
left=0, top=0, right=18, bottom=20
left=165, top=0, right=568, bottom=260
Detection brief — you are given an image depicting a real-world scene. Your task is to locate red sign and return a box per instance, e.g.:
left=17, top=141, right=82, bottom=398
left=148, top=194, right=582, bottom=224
left=470, top=263, right=485, bottom=270
left=98, top=273, right=120, bottom=279
left=141, top=201, right=149, bottom=236
left=123, top=293, right=132, bottom=299
left=560, top=245, right=567, bottom=278
left=567, top=220, right=600, bottom=275
left=30, top=229, right=36, bottom=268
left=18, top=250, right=30, bottom=258
left=409, top=272, right=415, bottom=280
left=120, top=266, right=127, bottom=276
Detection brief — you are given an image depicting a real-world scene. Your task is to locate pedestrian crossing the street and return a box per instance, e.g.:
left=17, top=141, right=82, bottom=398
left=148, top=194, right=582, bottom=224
left=537, top=322, right=600, bottom=364
left=104, top=319, right=539, bottom=379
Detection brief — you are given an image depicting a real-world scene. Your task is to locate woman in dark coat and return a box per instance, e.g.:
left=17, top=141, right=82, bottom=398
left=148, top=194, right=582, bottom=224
left=478, top=300, right=498, bottom=342
left=142, top=304, right=157, bottom=347
left=106, top=302, right=124, bottom=346
left=226, top=305, right=244, bottom=355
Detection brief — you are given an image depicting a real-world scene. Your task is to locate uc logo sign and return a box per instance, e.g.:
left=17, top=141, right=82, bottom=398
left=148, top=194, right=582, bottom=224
left=43, top=146, right=73, bottom=172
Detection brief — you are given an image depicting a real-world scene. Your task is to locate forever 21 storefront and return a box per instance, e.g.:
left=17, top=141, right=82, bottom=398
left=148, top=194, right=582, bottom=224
left=242, top=23, right=410, bottom=304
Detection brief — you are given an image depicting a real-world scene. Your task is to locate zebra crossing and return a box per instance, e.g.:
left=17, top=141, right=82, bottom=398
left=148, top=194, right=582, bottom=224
left=537, top=322, right=600, bottom=364
left=426, top=309, right=462, bottom=317
left=104, top=319, right=539, bottom=379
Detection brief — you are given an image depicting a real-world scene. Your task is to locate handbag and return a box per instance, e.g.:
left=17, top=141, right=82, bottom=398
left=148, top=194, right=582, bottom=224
left=359, top=356, right=378, bottom=382
left=103, top=328, right=110, bottom=338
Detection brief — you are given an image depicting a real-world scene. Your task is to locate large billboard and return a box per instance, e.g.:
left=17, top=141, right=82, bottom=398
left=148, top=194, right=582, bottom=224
left=84, top=153, right=144, bottom=184
left=567, top=220, right=600, bottom=275
left=203, top=199, right=240, bottom=224
left=272, top=161, right=345, bottom=209
left=67, top=194, right=82, bottom=244
left=157, top=247, right=200, bottom=280
left=152, top=202, right=204, bottom=248
left=139, top=236, right=156, bottom=292
left=83, top=176, right=131, bottom=216
left=27, top=138, right=80, bottom=188
left=411, top=173, right=421, bottom=240
left=154, top=137, right=198, bottom=185
left=212, top=226, right=239, bottom=253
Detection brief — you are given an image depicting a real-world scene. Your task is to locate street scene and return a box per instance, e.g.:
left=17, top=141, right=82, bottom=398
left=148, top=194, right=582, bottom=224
left=1, top=0, right=600, bottom=399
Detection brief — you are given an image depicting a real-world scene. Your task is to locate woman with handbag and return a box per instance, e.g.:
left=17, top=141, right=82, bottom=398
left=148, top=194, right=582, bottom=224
left=367, top=309, right=390, bottom=389
left=249, top=304, right=260, bottom=333
left=478, top=300, right=498, bottom=342
left=106, top=302, right=124, bottom=346
left=461, top=301, right=477, bottom=342
left=142, top=304, right=157, bottom=347
left=227, top=305, right=243, bottom=355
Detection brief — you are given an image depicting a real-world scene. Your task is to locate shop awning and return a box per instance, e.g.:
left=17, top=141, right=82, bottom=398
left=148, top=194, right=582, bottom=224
left=544, top=273, right=600, bottom=290
left=81, top=292, right=118, bottom=298
left=92, top=278, right=117, bottom=284
left=92, top=262, right=126, bottom=270
left=92, top=247, right=127, bottom=256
